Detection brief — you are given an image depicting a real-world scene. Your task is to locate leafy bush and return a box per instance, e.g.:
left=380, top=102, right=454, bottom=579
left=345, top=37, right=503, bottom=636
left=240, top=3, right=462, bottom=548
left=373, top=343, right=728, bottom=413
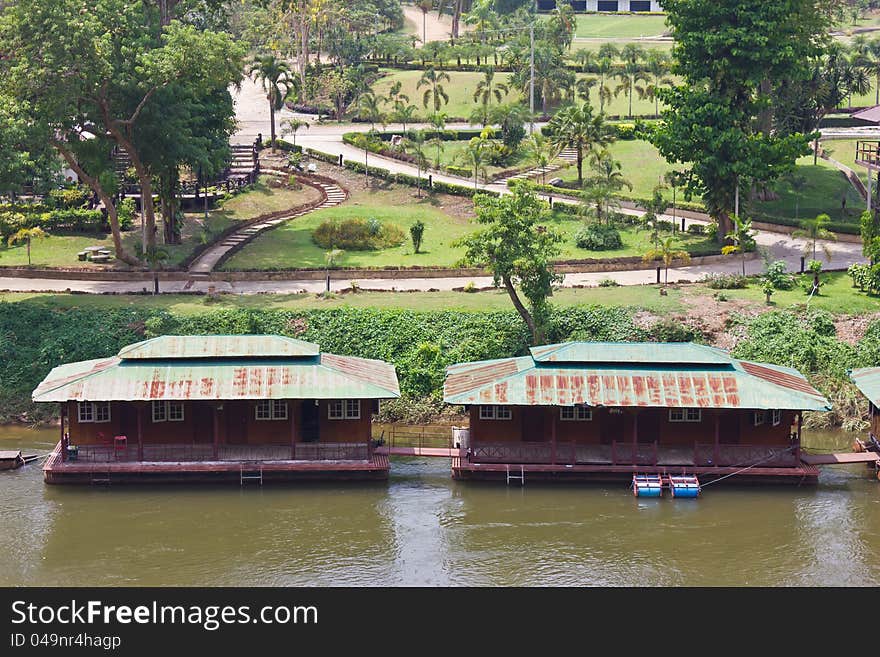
left=764, top=259, right=795, bottom=290
left=654, top=219, right=674, bottom=232
left=47, top=186, right=90, bottom=209
left=0, top=208, right=106, bottom=240
left=648, top=318, right=703, bottom=343
left=686, top=224, right=706, bottom=235
left=614, top=123, right=637, bottom=140
left=445, top=165, right=472, bottom=177
left=312, top=218, right=406, bottom=250
left=701, top=273, right=748, bottom=289
left=597, top=278, right=619, bottom=287
left=574, top=224, right=624, bottom=250
left=410, top=220, right=425, bottom=254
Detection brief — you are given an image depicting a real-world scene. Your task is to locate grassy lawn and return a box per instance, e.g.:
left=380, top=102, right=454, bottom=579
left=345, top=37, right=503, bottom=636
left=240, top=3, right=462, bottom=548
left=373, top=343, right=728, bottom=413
left=433, top=139, right=529, bottom=179
left=369, top=69, right=665, bottom=121
left=821, top=138, right=868, bottom=185
left=2, top=272, right=877, bottom=316
left=572, top=14, right=669, bottom=39
left=221, top=180, right=717, bottom=271
left=0, top=177, right=321, bottom=269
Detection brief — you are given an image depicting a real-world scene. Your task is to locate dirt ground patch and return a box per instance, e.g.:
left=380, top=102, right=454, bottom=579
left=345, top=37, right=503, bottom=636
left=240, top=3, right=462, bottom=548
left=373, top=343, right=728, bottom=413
left=668, top=291, right=765, bottom=349
left=834, top=311, right=880, bottom=344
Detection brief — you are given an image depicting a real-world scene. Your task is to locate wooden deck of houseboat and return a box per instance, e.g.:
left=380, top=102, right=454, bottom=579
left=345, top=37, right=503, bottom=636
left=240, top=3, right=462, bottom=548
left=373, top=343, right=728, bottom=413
left=42, top=442, right=389, bottom=484
left=451, top=442, right=822, bottom=485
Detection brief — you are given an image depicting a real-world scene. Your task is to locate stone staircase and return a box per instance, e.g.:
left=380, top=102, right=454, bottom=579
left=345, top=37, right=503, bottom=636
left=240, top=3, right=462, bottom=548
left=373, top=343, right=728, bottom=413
left=228, top=144, right=258, bottom=179
left=494, top=147, right=579, bottom=185
left=187, top=179, right=347, bottom=275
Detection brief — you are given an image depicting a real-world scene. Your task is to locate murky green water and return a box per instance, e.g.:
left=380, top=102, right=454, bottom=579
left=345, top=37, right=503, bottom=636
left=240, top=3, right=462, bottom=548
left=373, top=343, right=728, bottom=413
left=1, top=425, right=878, bottom=586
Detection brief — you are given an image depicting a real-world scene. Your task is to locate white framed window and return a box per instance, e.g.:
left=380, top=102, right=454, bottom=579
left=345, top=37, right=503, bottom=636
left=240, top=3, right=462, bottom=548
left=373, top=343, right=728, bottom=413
left=328, top=400, right=360, bottom=420
left=479, top=405, right=512, bottom=420
left=256, top=400, right=288, bottom=421
left=152, top=401, right=185, bottom=423
left=669, top=408, right=701, bottom=423
left=771, top=410, right=782, bottom=426
left=78, top=401, right=110, bottom=423
left=561, top=406, right=592, bottom=421
left=753, top=411, right=767, bottom=427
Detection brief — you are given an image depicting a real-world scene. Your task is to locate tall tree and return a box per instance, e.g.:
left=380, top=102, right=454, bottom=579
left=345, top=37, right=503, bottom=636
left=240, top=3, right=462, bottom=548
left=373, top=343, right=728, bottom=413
left=547, top=102, right=615, bottom=185
left=650, top=0, right=831, bottom=244
left=472, top=67, right=509, bottom=126
left=249, top=55, right=291, bottom=152
left=418, top=67, right=451, bottom=112
left=456, top=184, right=564, bottom=344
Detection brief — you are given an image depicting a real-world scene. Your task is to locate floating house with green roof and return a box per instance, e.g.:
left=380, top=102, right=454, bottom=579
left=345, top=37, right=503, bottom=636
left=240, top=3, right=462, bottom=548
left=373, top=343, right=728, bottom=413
left=444, top=342, right=831, bottom=484
left=33, top=335, right=400, bottom=484
left=849, top=367, right=880, bottom=448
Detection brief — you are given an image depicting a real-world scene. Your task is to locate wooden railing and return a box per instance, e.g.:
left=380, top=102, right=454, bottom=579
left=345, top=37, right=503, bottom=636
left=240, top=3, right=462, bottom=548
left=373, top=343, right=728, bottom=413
left=467, top=441, right=797, bottom=468
left=855, top=140, right=880, bottom=167
left=379, top=425, right=454, bottom=452
left=71, top=443, right=369, bottom=463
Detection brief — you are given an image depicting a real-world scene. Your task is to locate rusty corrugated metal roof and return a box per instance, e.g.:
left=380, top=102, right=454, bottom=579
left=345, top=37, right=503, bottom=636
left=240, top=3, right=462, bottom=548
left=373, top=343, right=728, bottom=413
left=850, top=367, right=880, bottom=406
left=444, top=342, right=830, bottom=411
left=530, top=342, right=732, bottom=365
left=32, top=337, right=399, bottom=402
left=118, top=335, right=320, bottom=359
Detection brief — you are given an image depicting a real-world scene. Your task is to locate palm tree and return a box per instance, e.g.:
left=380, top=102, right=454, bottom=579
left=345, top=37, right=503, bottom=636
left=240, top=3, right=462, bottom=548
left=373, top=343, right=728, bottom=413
left=417, top=67, right=451, bottom=113
left=574, top=49, right=595, bottom=74
left=324, top=248, right=344, bottom=294
left=574, top=77, right=598, bottom=105
left=457, top=133, right=490, bottom=190
left=643, top=236, right=690, bottom=287
left=472, top=67, right=509, bottom=126
left=644, top=51, right=673, bottom=116
left=614, top=56, right=649, bottom=119
left=868, top=37, right=880, bottom=104
left=284, top=118, right=309, bottom=147
left=547, top=102, right=616, bottom=185
left=724, top=214, right=755, bottom=276
left=393, top=102, right=418, bottom=133
left=595, top=57, right=615, bottom=114
left=524, top=133, right=562, bottom=186
left=583, top=151, right=632, bottom=223
left=792, top=213, right=838, bottom=261
left=417, top=0, right=434, bottom=46
left=428, top=111, right=448, bottom=169
left=404, top=131, right=430, bottom=197
left=7, top=226, right=48, bottom=266
left=248, top=55, right=291, bottom=152
left=357, top=92, right=386, bottom=132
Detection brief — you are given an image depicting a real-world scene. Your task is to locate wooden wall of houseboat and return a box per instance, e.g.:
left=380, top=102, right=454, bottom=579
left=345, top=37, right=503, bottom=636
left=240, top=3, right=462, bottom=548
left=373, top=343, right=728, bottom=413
left=66, top=399, right=374, bottom=446
left=469, top=405, right=797, bottom=446
left=871, top=403, right=879, bottom=438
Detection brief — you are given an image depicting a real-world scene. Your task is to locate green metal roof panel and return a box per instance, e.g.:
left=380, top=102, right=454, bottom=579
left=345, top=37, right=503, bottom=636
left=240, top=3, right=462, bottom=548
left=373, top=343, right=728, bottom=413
left=33, top=354, right=399, bottom=402
left=445, top=342, right=830, bottom=411
left=118, top=335, right=320, bottom=360
left=530, top=342, right=733, bottom=365
left=850, top=367, right=880, bottom=406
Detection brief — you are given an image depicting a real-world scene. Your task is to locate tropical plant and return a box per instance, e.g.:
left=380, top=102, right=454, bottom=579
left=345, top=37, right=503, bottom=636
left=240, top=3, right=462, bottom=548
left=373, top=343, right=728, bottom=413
left=723, top=213, right=755, bottom=276
left=457, top=132, right=491, bottom=189
left=428, top=111, right=448, bottom=169
left=410, top=220, right=426, bottom=254
left=357, top=92, right=386, bottom=132
left=643, top=236, right=690, bottom=287
left=792, top=213, right=838, bottom=261
left=7, top=226, right=47, bottom=265
left=472, top=67, right=509, bottom=126
left=417, top=67, right=451, bottom=113
left=248, top=55, right=292, bottom=151
left=614, top=46, right=649, bottom=119
left=284, top=118, right=309, bottom=147
left=547, top=102, right=615, bottom=185
left=582, top=151, right=632, bottom=224
left=404, top=131, right=430, bottom=197
left=324, top=248, right=345, bottom=293
left=417, top=0, right=434, bottom=45
left=644, top=51, right=673, bottom=116
left=523, top=133, right=562, bottom=186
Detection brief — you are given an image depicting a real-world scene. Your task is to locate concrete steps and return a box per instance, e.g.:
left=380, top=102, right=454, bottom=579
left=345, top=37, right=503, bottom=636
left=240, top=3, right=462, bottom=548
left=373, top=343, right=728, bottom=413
left=187, top=179, right=347, bottom=274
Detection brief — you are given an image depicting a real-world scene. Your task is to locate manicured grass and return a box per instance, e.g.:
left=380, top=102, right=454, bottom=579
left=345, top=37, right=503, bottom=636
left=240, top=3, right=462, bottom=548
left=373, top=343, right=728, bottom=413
left=3, top=272, right=877, bottom=316
left=821, top=138, right=867, bottom=185
left=222, top=181, right=717, bottom=271
left=222, top=185, right=475, bottom=270
left=0, top=177, right=320, bottom=269
left=432, top=139, right=529, bottom=179
left=705, top=272, right=880, bottom=315
left=572, top=14, right=669, bottom=39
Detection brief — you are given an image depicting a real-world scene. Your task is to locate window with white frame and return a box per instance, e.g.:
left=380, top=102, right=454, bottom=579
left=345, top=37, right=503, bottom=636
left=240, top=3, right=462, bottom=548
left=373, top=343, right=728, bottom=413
left=479, top=405, right=512, bottom=420
left=561, top=406, right=592, bottom=421
left=78, top=401, right=110, bottom=423
left=669, top=408, right=701, bottom=423
left=328, top=399, right=360, bottom=420
left=771, top=410, right=782, bottom=426
left=152, top=401, right=184, bottom=423
left=753, top=410, right=767, bottom=427
left=255, top=399, right=288, bottom=421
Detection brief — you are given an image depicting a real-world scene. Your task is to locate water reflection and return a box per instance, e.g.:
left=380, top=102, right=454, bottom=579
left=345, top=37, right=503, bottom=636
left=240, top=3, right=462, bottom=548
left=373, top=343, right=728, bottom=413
left=1, top=426, right=878, bottom=586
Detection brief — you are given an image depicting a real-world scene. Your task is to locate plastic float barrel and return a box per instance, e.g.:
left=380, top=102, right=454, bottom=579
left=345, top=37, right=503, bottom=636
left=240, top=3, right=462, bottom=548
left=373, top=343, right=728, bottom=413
left=668, top=475, right=701, bottom=499
left=632, top=474, right=663, bottom=498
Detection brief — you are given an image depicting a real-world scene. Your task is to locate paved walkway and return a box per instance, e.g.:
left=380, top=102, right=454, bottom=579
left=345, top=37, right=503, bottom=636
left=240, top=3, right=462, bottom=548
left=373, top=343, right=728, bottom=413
left=188, top=177, right=347, bottom=274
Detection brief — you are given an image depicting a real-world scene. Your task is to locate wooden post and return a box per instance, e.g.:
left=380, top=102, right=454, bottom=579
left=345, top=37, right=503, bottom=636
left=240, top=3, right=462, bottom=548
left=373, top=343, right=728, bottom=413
left=713, top=412, right=720, bottom=465
left=213, top=404, right=220, bottom=460
left=795, top=411, right=802, bottom=462
left=137, top=403, right=144, bottom=461
left=550, top=407, right=557, bottom=465
left=290, top=401, right=297, bottom=460
left=60, top=403, right=67, bottom=462
left=632, top=410, right=638, bottom=463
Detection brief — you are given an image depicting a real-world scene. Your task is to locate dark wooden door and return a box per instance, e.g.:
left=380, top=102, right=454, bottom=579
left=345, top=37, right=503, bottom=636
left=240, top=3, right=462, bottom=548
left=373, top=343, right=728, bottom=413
left=521, top=407, right=546, bottom=442
left=601, top=410, right=625, bottom=445
left=637, top=410, right=661, bottom=444
left=301, top=401, right=319, bottom=443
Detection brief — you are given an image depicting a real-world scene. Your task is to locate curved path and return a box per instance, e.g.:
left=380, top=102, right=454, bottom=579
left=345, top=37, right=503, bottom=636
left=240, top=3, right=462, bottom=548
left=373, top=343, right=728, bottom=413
left=188, top=174, right=347, bottom=274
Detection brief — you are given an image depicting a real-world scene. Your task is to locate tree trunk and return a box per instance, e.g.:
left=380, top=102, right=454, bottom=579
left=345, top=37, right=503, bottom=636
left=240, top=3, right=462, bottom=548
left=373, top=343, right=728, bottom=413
left=576, top=143, right=583, bottom=185
left=502, top=274, right=540, bottom=345
left=716, top=211, right=733, bottom=246
left=270, top=102, right=277, bottom=152
left=53, top=142, right=141, bottom=266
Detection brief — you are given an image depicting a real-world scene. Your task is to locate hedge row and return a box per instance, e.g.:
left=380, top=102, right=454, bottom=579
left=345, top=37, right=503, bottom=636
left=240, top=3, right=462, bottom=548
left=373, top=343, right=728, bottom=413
left=0, top=208, right=108, bottom=240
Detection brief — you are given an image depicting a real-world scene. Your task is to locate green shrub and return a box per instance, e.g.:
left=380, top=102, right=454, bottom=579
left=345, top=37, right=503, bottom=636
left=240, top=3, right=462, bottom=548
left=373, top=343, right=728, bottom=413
left=597, top=278, right=619, bottom=287
left=311, top=218, right=406, bottom=251
left=47, top=186, right=90, bottom=209
left=765, top=259, right=795, bottom=290
left=574, top=224, right=624, bottom=250
left=410, top=220, right=425, bottom=254
left=648, top=318, right=703, bottom=343
left=701, top=273, right=748, bottom=289
left=445, top=165, right=472, bottom=177
left=686, top=224, right=706, bottom=235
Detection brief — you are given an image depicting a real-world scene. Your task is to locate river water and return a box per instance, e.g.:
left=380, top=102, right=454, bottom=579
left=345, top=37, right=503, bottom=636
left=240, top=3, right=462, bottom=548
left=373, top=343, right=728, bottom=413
left=1, top=425, right=878, bottom=586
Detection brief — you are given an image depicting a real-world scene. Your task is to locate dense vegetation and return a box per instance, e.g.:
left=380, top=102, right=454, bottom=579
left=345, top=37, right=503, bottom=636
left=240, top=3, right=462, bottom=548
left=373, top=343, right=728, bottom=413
left=2, top=301, right=878, bottom=429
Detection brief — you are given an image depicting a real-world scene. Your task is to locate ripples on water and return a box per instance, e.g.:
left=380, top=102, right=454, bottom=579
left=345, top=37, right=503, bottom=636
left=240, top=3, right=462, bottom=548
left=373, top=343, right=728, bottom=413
left=1, top=427, right=878, bottom=586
